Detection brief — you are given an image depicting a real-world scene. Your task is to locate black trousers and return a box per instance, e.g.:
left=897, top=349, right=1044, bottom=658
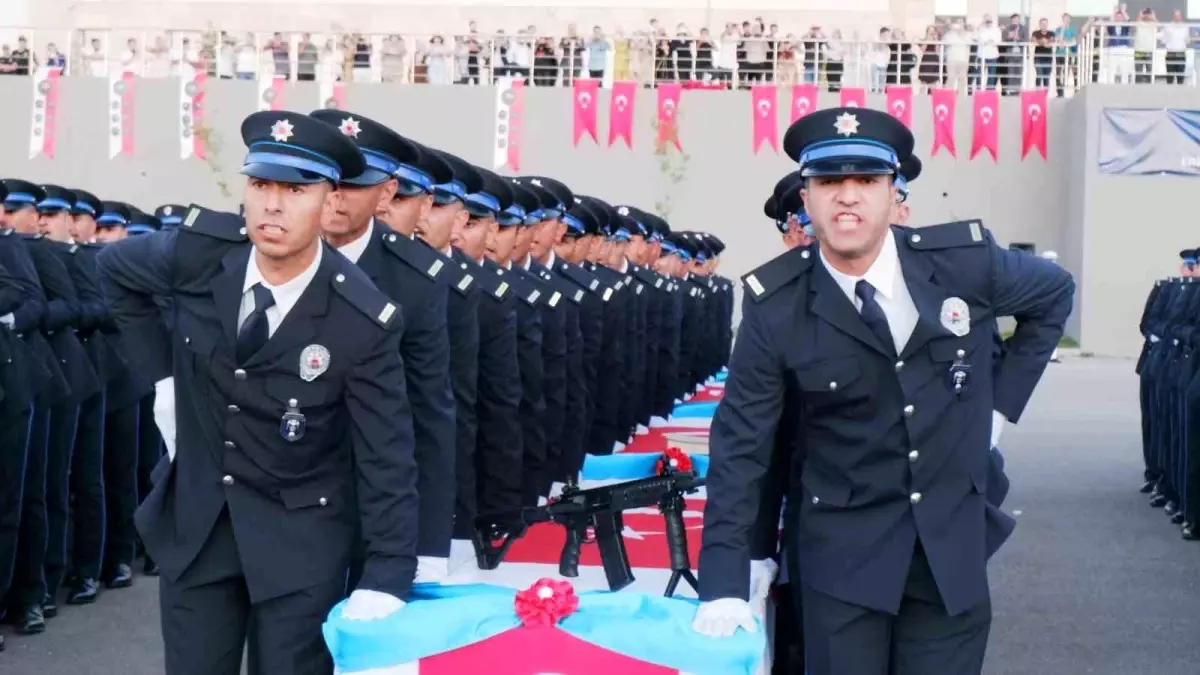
left=0, top=406, right=33, bottom=598
left=69, top=390, right=107, bottom=580
left=103, top=402, right=140, bottom=575
left=43, top=399, right=81, bottom=597
left=160, top=510, right=342, bottom=675
left=8, top=395, right=52, bottom=607
left=801, top=545, right=991, bottom=675
left=137, top=393, right=162, bottom=504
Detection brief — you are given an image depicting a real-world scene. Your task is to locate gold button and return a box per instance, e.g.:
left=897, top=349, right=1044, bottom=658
left=910, top=492, right=922, bottom=504
left=227, top=404, right=240, bottom=413
left=908, top=450, right=919, bottom=462
left=234, top=369, right=247, bottom=380
left=828, top=381, right=838, bottom=391
left=895, top=361, right=904, bottom=371
left=904, top=404, right=914, bottom=417
left=222, top=475, right=234, bottom=486
left=224, top=440, right=236, bottom=449
left=318, top=497, right=328, bottom=506
left=335, top=274, right=346, bottom=283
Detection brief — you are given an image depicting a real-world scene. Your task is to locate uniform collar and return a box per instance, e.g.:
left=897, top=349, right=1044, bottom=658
left=243, top=242, right=324, bottom=320
left=819, top=228, right=900, bottom=302
left=335, top=219, right=375, bottom=265
left=522, top=253, right=532, bottom=270
left=617, top=258, right=630, bottom=274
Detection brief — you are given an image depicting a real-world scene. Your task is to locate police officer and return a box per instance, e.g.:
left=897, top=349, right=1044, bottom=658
left=97, top=111, right=419, bottom=675
left=70, top=189, right=103, bottom=244
left=155, top=204, right=186, bottom=229
left=607, top=207, right=650, bottom=440
left=619, top=207, right=667, bottom=432
left=694, top=108, right=1073, bottom=675
left=309, top=110, right=457, bottom=584
left=577, top=197, right=628, bottom=454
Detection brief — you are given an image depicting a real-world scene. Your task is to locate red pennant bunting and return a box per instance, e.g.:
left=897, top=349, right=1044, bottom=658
left=839, top=87, right=866, bottom=108
left=1021, top=89, right=1048, bottom=160
left=750, top=84, right=778, bottom=154
left=608, top=81, right=636, bottom=149
left=319, top=79, right=345, bottom=110
left=108, top=72, right=135, bottom=158
left=790, top=84, right=818, bottom=123
left=970, top=89, right=999, bottom=162
left=655, top=82, right=682, bottom=152
left=930, top=88, right=957, bottom=157
left=29, top=66, right=60, bottom=159
left=885, top=86, right=912, bottom=128
left=572, top=78, right=600, bottom=146
left=257, top=74, right=285, bottom=112
left=180, top=72, right=206, bottom=160
left=492, top=77, right=524, bottom=172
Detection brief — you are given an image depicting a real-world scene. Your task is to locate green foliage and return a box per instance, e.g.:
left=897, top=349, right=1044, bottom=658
left=649, top=116, right=690, bottom=222
left=193, top=123, right=232, bottom=199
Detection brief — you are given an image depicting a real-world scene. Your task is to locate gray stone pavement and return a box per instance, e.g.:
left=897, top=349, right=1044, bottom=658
left=3, top=357, right=1197, bottom=674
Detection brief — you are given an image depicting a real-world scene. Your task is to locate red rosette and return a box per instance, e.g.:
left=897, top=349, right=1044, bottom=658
left=513, top=578, right=580, bottom=628
left=655, top=446, right=694, bottom=476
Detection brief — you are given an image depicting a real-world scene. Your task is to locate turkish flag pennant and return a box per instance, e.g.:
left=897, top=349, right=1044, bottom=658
left=655, top=82, right=682, bottom=152
left=108, top=71, right=135, bottom=158
left=885, top=86, right=912, bottom=128
left=790, top=83, right=818, bottom=123
left=930, top=88, right=957, bottom=157
left=750, top=84, right=778, bottom=154
left=257, top=74, right=285, bottom=112
left=318, top=79, right=345, bottom=110
left=493, top=77, right=525, bottom=172
left=28, top=66, right=60, bottom=159
left=839, top=87, right=866, bottom=109
left=1021, top=89, right=1048, bottom=160
left=573, top=78, right=600, bottom=146
left=180, top=72, right=206, bottom=160
left=970, top=89, right=999, bottom=162
left=608, top=80, right=636, bottom=149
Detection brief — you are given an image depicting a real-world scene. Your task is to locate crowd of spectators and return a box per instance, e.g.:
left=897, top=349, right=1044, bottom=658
left=2, top=11, right=1200, bottom=96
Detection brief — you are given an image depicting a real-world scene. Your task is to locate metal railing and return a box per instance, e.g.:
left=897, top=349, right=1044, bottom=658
left=0, top=23, right=1196, bottom=96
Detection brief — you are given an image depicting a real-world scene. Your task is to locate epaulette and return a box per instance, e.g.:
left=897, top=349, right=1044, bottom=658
left=902, top=220, right=988, bottom=250
left=475, top=260, right=511, bottom=302
left=632, top=265, right=667, bottom=291
left=180, top=204, right=249, bottom=243
left=380, top=229, right=445, bottom=282
left=558, top=261, right=607, bottom=298
left=69, top=243, right=80, bottom=254
left=507, top=267, right=546, bottom=308
left=331, top=258, right=399, bottom=328
left=742, top=245, right=814, bottom=303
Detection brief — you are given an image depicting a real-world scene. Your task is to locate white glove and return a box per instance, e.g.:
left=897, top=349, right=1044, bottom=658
left=153, top=377, right=177, bottom=460
left=341, top=589, right=406, bottom=621
left=0, top=313, right=13, bottom=328
left=414, top=556, right=449, bottom=584
left=692, top=598, right=758, bottom=638
left=749, top=559, right=779, bottom=616
left=990, top=410, right=1007, bottom=449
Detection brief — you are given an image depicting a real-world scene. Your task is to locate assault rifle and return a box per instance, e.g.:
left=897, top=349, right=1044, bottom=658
left=473, top=470, right=705, bottom=596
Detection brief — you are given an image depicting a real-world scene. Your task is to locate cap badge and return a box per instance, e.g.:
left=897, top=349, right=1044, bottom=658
left=163, top=206, right=173, bottom=216
left=270, top=119, right=295, bottom=143
left=940, top=297, right=971, bottom=337
left=834, top=112, right=860, bottom=137
left=617, top=206, right=629, bottom=216
left=339, top=116, right=361, bottom=138
left=531, top=179, right=543, bottom=187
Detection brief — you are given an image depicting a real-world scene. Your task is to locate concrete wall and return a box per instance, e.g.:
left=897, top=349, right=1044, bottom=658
left=0, top=76, right=1191, bottom=357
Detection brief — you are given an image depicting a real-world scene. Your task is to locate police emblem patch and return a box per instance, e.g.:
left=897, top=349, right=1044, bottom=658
left=280, top=398, right=306, bottom=442
left=940, top=297, right=971, bottom=337
left=299, top=344, right=331, bottom=382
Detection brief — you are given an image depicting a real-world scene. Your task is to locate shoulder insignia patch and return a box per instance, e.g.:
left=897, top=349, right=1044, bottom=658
left=602, top=287, right=613, bottom=303
left=572, top=289, right=585, bottom=304
left=495, top=281, right=508, bottom=299
left=381, top=230, right=443, bottom=280
left=180, top=205, right=248, bottom=242
left=332, top=263, right=397, bottom=328
left=904, top=221, right=990, bottom=251
left=69, top=244, right=79, bottom=254
left=548, top=291, right=562, bottom=307
left=742, top=245, right=814, bottom=304
left=455, top=273, right=474, bottom=294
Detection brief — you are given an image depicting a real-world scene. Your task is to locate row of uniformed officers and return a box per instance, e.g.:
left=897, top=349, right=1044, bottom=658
left=0, top=186, right=177, bottom=648
left=0, top=108, right=733, bottom=669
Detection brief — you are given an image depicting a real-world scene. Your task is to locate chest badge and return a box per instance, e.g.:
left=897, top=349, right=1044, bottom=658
left=299, top=344, right=331, bottom=382
left=940, top=297, right=971, bottom=337
left=280, top=398, right=306, bottom=442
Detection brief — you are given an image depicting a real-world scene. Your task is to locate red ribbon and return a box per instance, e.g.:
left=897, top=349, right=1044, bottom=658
left=513, top=578, right=579, bottom=627
left=930, top=88, right=957, bottom=158
left=1021, top=89, right=1048, bottom=160
left=839, top=87, right=865, bottom=109
left=32, top=68, right=61, bottom=159
left=885, top=86, right=912, bottom=128
left=750, top=84, right=778, bottom=154
left=573, top=78, right=599, bottom=146
left=790, top=83, right=818, bottom=123
left=655, top=82, right=682, bottom=152
left=120, top=72, right=135, bottom=156
left=970, top=89, right=999, bottom=162
left=608, top=80, right=636, bottom=149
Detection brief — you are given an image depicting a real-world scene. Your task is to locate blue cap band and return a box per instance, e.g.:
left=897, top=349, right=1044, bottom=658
left=37, top=197, right=73, bottom=212
left=895, top=175, right=909, bottom=193
left=661, top=241, right=678, bottom=254
left=500, top=204, right=526, bottom=226
left=97, top=214, right=128, bottom=225
left=394, top=163, right=433, bottom=192
left=361, top=148, right=401, bottom=177
left=126, top=225, right=155, bottom=235
left=562, top=213, right=586, bottom=234
left=244, top=151, right=341, bottom=183
left=799, top=139, right=899, bottom=176
left=798, top=211, right=812, bottom=226
left=464, top=191, right=501, bottom=214
left=74, top=202, right=97, bottom=215
left=697, top=252, right=707, bottom=263
left=610, top=227, right=631, bottom=242
left=160, top=216, right=183, bottom=225
left=5, top=192, right=37, bottom=205
left=434, top=180, right=466, bottom=198
left=633, top=220, right=648, bottom=236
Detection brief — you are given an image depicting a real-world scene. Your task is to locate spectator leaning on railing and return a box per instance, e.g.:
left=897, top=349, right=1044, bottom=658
left=1162, top=10, right=1189, bottom=84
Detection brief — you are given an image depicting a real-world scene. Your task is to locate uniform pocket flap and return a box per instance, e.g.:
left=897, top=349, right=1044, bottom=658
left=280, top=483, right=335, bottom=510
left=264, top=376, right=332, bottom=406
left=800, top=472, right=853, bottom=508
left=928, top=336, right=977, bottom=363
left=794, top=357, right=863, bottom=393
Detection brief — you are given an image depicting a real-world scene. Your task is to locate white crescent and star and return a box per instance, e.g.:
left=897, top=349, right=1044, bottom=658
left=979, top=106, right=994, bottom=124
left=795, top=97, right=811, bottom=113
left=935, top=104, right=949, bottom=121
left=757, top=99, right=772, bottom=116
left=578, top=92, right=592, bottom=108
left=1028, top=104, right=1042, bottom=120
left=615, top=95, right=628, bottom=111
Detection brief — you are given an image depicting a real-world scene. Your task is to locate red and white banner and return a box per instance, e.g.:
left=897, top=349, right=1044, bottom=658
left=885, top=86, right=912, bottom=128
left=790, top=84, right=818, bottom=123
left=257, top=74, right=285, bottom=112
left=1021, top=89, right=1048, bottom=160
left=180, top=72, right=206, bottom=160
left=930, top=88, right=957, bottom=158
left=318, top=78, right=345, bottom=110
left=493, top=77, right=525, bottom=172
left=28, top=67, right=60, bottom=159
left=839, top=87, right=865, bottom=109
left=573, top=78, right=600, bottom=146
left=108, top=72, right=135, bottom=158
left=970, top=89, right=999, bottom=162
left=655, top=82, right=682, bottom=152
left=750, top=84, right=778, bottom=154
left=608, top=80, right=636, bottom=149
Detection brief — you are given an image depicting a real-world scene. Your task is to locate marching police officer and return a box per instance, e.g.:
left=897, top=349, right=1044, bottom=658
left=310, top=110, right=457, bottom=584
left=97, top=111, right=420, bottom=675
left=694, top=108, right=1073, bottom=675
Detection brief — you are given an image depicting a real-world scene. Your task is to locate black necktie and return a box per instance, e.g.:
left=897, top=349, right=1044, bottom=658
left=236, top=283, right=276, bottom=364
left=855, top=280, right=895, bottom=356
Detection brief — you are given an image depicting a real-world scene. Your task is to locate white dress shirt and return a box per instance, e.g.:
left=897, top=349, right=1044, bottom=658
left=238, top=243, right=324, bottom=338
left=335, top=219, right=375, bottom=265
left=819, top=230, right=918, bottom=355
left=540, top=250, right=557, bottom=269
left=521, top=253, right=532, bottom=271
